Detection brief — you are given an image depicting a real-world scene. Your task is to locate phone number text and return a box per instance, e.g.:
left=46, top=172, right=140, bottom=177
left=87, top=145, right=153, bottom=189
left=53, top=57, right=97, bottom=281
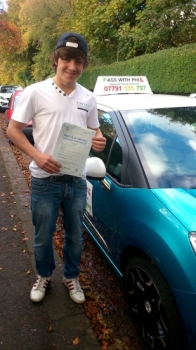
left=103, top=85, right=146, bottom=92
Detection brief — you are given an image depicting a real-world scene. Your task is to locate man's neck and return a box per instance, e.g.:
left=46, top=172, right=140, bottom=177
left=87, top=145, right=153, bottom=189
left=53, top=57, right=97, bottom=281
left=53, top=77, right=76, bottom=95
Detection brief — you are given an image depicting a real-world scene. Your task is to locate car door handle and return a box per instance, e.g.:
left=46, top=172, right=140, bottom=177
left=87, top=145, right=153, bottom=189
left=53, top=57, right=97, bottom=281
left=99, top=178, right=111, bottom=191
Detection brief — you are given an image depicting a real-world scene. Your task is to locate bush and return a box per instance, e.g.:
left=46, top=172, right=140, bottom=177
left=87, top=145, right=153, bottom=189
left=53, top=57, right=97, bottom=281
left=78, top=44, right=196, bottom=94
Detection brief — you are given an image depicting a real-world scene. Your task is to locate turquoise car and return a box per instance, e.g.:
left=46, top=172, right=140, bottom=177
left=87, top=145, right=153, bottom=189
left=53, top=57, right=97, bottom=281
left=83, top=77, right=196, bottom=350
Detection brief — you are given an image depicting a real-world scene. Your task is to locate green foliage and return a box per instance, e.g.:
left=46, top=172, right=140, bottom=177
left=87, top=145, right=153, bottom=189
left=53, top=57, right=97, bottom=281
left=1, top=0, right=196, bottom=87
left=78, top=44, right=196, bottom=94
left=130, top=0, right=196, bottom=55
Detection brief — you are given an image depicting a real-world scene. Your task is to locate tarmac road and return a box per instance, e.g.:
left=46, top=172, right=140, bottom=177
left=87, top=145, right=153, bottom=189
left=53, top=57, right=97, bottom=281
left=0, top=120, right=100, bottom=350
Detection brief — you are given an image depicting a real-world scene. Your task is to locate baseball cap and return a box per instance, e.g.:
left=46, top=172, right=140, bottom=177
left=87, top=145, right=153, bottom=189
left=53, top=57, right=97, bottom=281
left=55, top=32, right=88, bottom=56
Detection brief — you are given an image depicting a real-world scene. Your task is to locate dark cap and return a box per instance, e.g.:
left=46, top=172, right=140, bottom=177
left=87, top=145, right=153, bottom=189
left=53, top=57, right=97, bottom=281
left=55, top=32, right=88, bottom=56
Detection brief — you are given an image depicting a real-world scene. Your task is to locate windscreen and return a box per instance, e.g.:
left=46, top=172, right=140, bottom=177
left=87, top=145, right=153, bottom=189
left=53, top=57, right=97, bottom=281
left=13, top=94, right=22, bottom=109
left=0, top=86, right=18, bottom=93
left=123, top=107, right=196, bottom=188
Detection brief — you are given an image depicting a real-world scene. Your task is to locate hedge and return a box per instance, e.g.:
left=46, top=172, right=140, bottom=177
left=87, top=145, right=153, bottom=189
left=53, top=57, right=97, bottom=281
left=78, top=44, right=196, bottom=94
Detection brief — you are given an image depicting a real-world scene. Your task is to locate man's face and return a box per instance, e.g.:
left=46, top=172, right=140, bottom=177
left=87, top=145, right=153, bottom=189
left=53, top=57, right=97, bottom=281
left=55, top=56, right=85, bottom=87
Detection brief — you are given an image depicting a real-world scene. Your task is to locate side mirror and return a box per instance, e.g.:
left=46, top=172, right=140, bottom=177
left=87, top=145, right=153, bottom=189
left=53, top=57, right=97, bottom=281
left=86, top=157, right=106, bottom=179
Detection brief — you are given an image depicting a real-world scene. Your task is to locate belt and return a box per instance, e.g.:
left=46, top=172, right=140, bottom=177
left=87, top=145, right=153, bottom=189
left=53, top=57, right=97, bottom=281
left=43, top=175, right=76, bottom=183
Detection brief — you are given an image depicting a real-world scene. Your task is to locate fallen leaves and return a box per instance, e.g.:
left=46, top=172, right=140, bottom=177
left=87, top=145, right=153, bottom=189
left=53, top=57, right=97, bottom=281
left=48, top=325, right=53, bottom=333
left=72, top=337, right=80, bottom=345
left=0, top=115, right=145, bottom=350
left=22, top=237, right=29, bottom=242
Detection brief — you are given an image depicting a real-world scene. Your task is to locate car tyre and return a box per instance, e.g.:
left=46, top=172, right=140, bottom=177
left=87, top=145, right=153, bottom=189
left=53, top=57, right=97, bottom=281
left=125, top=255, right=187, bottom=350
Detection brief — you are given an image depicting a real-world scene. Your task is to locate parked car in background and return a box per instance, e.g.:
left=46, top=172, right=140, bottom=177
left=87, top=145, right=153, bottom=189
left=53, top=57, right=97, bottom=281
left=83, top=76, right=196, bottom=350
left=5, top=90, right=34, bottom=145
left=0, top=84, right=23, bottom=111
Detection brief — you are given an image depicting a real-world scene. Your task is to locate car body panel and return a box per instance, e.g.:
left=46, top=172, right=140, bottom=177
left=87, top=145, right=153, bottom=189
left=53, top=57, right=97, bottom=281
left=151, top=188, right=196, bottom=231
left=83, top=79, right=196, bottom=348
left=95, top=93, right=196, bottom=110
left=5, top=90, right=23, bottom=125
left=171, top=288, right=196, bottom=350
left=84, top=182, right=196, bottom=289
left=0, top=85, right=22, bottom=110
left=4, top=90, right=34, bottom=145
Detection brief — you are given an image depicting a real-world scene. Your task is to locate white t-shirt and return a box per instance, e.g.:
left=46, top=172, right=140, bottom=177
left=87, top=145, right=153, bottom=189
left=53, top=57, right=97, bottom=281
left=11, top=78, right=99, bottom=178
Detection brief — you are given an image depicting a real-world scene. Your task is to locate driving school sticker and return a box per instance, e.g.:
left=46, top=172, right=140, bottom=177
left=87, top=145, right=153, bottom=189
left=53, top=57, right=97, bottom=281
left=93, top=76, right=153, bottom=95
left=86, top=180, right=93, bottom=216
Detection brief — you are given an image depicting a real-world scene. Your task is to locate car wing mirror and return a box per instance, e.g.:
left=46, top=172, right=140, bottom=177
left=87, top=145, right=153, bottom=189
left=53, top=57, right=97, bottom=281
left=86, top=157, right=106, bottom=179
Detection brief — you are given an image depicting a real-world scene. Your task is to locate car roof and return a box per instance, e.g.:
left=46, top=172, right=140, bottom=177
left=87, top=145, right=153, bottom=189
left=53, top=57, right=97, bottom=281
left=93, top=76, right=196, bottom=110
left=2, top=84, right=20, bottom=87
left=95, top=93, right=196, bottom=110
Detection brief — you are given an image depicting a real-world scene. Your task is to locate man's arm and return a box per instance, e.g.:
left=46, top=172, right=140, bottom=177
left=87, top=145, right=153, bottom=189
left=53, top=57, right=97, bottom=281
left=7, top=119, right=61, bottom=174
left=90, top=128, right=106, bottom=152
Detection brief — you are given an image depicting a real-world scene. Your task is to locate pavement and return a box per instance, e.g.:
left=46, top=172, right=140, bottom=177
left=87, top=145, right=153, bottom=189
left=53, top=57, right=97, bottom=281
left=0, top=124, right=100, bottom=350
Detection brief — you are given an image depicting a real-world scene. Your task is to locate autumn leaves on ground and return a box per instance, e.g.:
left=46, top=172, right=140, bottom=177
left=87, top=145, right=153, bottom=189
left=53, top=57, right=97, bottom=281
left=0, top=114, right=146, bottom=350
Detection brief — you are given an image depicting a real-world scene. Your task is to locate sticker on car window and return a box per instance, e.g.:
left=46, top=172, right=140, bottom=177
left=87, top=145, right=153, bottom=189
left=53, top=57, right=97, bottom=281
left=86, top=180, right=93, bottom=216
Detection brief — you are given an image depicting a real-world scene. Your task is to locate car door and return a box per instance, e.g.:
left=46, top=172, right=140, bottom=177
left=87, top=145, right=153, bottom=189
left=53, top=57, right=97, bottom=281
left=84, top=107, right=129, bottom=265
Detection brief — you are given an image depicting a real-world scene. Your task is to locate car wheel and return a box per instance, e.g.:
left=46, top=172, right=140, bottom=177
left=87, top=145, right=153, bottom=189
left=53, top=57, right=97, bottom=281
left=125, top=255, right=187, bottom=350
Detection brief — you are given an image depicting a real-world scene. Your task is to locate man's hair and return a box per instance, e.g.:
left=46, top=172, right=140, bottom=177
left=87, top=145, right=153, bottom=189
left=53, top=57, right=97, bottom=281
left=51, top=36, right=88, bottom=72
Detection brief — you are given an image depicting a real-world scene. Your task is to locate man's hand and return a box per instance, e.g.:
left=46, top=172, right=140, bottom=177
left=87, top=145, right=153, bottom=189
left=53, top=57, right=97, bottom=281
left=91, top=135, right=106, bottom=152
left=91, top=128, right=106, bottom=152
left=33, top=153, right=62, bottom=174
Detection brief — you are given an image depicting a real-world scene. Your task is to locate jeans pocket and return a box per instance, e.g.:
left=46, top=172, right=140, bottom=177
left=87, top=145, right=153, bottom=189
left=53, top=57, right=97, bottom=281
left=74, top=177, right=87, bottom=189
left=31, top=177, right=50, bottom=193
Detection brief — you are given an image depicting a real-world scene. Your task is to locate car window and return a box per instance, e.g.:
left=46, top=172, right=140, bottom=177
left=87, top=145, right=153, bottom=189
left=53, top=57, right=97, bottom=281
left=123, top=107, right=196, bottom=188
left=107, top=137, right=122, bottom=182
left=0, top=86, right=18, bottom=94
left=13, top=94, right=22, bottom=109
left=90, top=110, right=123, bottom=182
left=1, top=88, right=8, bottom=93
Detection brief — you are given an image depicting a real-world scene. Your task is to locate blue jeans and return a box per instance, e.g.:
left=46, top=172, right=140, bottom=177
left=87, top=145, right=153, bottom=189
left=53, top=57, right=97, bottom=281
left=31, top=176, right=87, bottom=278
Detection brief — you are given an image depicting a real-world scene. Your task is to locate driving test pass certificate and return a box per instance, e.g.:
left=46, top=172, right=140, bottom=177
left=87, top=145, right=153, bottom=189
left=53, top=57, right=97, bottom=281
left=53, top=123, right=96, bottom=176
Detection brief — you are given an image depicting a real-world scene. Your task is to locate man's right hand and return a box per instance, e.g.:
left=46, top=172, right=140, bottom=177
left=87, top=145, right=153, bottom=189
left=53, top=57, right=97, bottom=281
left=33, top=153, right=62, bottom=174
left=7, top=120, right=62, bottom=174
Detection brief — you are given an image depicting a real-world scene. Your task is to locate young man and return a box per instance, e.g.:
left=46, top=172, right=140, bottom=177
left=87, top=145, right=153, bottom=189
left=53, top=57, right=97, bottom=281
left=7, top=32, right=106, bottom=304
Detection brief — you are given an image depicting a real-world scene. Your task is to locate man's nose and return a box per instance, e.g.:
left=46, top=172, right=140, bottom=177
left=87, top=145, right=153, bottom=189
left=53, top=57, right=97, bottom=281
left=69, top=60, right=77, bottom=70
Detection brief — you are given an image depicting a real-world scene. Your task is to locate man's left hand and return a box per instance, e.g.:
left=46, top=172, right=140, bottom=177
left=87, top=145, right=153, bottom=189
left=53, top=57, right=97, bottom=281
left=91, top=135, right=106, bottom=152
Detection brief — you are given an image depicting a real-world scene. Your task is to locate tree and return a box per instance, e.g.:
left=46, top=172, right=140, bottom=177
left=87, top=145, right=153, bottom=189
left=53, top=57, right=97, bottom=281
left=129, top=0, right=196, bottom=55
left=57, top=0, right=145, bottom=63
left=1, top=0, right=196, bottom=84
left=17, top=0, right=72, bottom=80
